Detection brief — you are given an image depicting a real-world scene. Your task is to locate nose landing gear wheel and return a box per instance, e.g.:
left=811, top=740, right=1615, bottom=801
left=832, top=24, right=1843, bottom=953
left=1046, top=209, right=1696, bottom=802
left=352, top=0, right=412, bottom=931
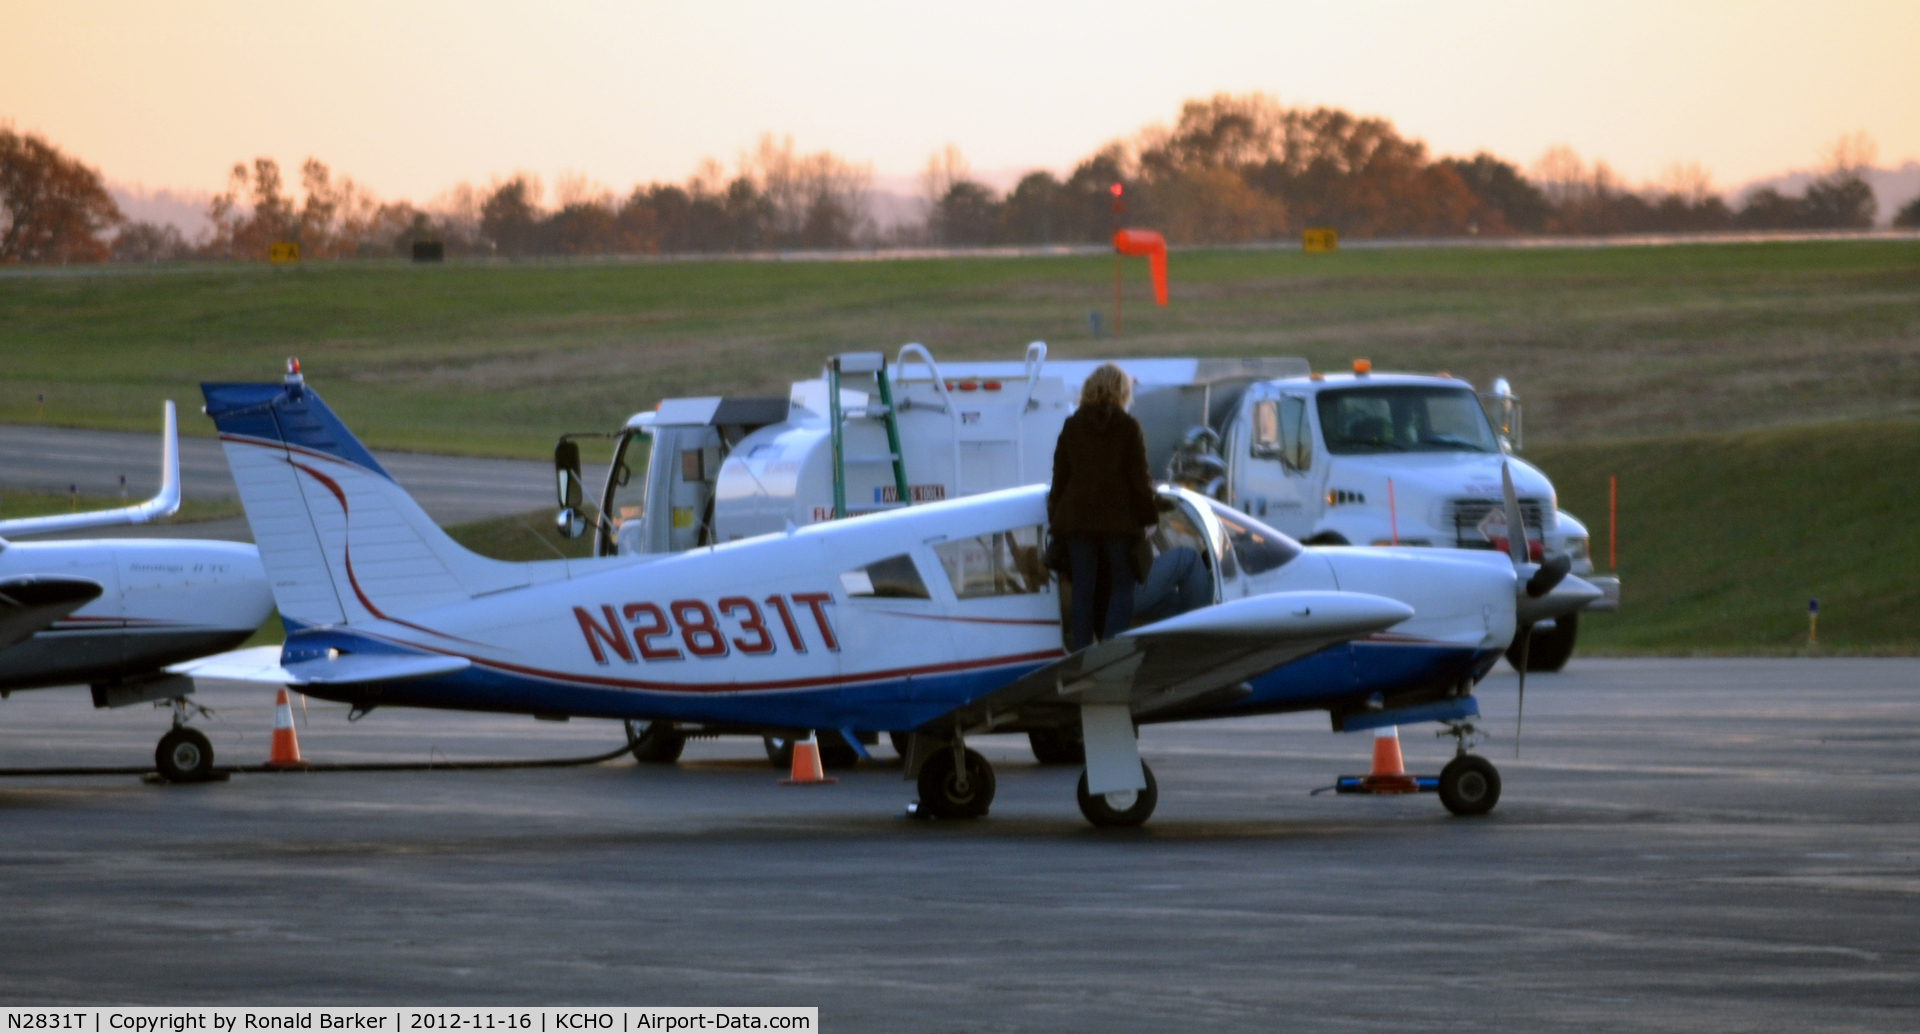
left=155, top=727, right=214, bottom=783
left=915, top=747, right=995, bottom=819
left=1438, top=754, right=1501, bottom=816
left=1076, top=763, right=1158, bottom=827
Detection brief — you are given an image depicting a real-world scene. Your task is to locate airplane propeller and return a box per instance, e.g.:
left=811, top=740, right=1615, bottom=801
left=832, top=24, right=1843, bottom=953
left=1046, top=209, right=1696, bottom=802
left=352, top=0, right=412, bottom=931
left=1499, top=460, right=1569, bottom=758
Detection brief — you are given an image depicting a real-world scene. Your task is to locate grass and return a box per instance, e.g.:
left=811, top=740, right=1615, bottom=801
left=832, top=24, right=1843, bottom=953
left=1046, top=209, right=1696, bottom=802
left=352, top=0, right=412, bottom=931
left=6, top=242, right=1914, bottom=653
left=1533, top=417, right=1920, bottom=655
left=1, top=241, right=1915, bottom=457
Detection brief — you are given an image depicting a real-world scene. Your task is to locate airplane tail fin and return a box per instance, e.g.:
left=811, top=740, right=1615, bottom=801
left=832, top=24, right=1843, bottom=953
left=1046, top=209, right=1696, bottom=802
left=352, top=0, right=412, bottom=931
left=202, top=367, right=541, bottom=630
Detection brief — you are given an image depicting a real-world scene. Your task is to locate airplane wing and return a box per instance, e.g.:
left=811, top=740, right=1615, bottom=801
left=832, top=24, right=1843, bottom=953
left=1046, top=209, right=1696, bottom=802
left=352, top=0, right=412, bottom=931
left=940, top=590, right=1415, bottom=734
left=168, top=645, right=470, bottom=685
left=0, top=577, right=105, bottom=651
left=0, top=402, right=182, bottom=540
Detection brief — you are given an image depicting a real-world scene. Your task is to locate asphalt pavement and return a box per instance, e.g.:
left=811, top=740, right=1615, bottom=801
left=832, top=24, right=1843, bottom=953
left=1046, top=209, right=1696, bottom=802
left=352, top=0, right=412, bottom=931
left=0, top=423, right=556, bottom=537
left=2, top=658, right=1916, bottom=1030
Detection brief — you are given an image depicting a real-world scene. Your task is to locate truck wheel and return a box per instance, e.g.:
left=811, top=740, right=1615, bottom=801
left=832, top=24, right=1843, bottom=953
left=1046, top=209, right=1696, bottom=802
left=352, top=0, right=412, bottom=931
left=1076, top=763, right=1158, bottom=827
left=1506, top=613, right=1578, bottom=673
left=1439, top=755, right=1501, bottom=816
left=1029, top=728, right=1085, bottom=765
left=1304, top=531, right=1349, bottom=546
left=626, top=720, right=686, bottom=764
left=916, top=748, right=995, bottom=819
left=155, top=728, right=215, bottom=783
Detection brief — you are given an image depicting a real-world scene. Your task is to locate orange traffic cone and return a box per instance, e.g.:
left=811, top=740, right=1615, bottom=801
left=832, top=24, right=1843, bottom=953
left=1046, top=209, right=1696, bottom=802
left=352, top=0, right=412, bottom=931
left=267, top=687, right=308, bottom=768
left=779, top=731, right=837, bottom=786
left=1359, top=725, right=1418, bottom=793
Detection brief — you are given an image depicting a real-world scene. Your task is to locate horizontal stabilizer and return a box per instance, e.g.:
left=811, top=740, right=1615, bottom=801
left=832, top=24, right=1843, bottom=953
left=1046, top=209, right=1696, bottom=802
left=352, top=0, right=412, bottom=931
left=170, top=645, right=470, bottom=686
left=0, top=576, right=105, bottom=650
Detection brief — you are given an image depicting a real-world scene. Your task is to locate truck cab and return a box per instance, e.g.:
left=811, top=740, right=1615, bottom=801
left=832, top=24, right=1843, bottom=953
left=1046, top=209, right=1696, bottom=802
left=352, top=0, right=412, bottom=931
left=1224, top=366, right=1616, bottom=670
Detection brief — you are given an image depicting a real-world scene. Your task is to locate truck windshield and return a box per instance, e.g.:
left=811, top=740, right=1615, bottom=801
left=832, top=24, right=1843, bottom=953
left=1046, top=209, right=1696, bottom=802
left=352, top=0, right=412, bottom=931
left=1317, top=387, right=1499, bottom=454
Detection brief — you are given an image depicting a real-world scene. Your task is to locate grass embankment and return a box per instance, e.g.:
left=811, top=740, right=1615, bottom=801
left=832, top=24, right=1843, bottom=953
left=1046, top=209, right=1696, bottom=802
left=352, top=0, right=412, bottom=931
left=2, top=241, right=1916, bottom=456
left=1534, top=418, right=1919, bottom=655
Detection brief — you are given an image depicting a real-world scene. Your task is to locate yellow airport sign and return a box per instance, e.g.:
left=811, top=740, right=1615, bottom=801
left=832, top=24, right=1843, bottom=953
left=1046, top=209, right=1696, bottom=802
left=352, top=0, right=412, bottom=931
left=269, top=241, right=301, bottom=264
left=1303, top=228, right=1338, bottom=253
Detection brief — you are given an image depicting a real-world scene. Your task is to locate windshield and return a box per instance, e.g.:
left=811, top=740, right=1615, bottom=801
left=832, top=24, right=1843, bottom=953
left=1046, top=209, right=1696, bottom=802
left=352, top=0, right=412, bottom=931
left=1317, top=387, right=1499, bottom=455
left=1205, top=501, right=1302, bottom=576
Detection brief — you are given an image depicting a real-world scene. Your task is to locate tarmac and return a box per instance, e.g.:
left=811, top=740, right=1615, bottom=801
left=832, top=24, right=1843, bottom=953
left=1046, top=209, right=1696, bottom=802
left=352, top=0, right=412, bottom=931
left=2, top=658, right=1915, bottom=1031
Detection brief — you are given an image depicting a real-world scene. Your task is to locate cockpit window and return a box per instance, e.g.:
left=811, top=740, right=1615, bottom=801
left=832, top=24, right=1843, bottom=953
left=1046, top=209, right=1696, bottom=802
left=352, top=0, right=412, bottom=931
left=935, top=527, right=1047, bottom=598
left=840, top=554, right=930, bottom=599
left=1206, top=502, right=1302, bottom=575
left=1317, top=387, right=1499, bottom=454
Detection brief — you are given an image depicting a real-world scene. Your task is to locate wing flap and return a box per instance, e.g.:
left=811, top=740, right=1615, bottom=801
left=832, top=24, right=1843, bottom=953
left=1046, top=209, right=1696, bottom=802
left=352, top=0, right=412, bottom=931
left=169, top=645, right=470, bottom=685
left=943, top=591, right=1414, bottom=732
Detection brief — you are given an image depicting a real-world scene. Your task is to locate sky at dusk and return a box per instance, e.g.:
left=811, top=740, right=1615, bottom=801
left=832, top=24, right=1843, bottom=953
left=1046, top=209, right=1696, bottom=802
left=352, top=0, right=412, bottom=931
left=5, top=0, right=1915, bottom=206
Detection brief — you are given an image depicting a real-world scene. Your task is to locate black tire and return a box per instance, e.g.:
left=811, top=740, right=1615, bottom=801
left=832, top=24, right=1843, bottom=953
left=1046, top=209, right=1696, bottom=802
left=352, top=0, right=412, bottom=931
left=155, top=727, right=214, bottom=783
left=915, top=747, right=996, bottom=819
left=1506, top=613, right=1578, bottom=673
left=817, top=730, right=860, bottom=770
left=1304, top=531, right=1350, bottom=546
left=1076, top=763, right=1158, bottom=827
left=1029, top=727, right=1086, bottom=765
left=626, top=720, right=686, bottom=764
left=763, top=735, right=795, bottom=769
left=889, top=731, right=912, bottom=758
left=1439, top=754, right=1502, bottom=816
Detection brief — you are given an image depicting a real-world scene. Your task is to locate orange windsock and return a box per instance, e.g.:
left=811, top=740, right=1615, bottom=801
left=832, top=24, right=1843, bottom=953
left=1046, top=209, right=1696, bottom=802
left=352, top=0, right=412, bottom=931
left=1112, top=229, right=1168, bottom=306
left=267, top=687, right=307, bottom=768
left=779, top=730, right=837, bottom=786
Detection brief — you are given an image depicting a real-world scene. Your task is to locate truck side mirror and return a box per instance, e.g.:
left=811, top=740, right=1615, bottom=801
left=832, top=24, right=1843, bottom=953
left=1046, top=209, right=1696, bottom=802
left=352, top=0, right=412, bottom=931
left=554, top=439, right=583, bottom=510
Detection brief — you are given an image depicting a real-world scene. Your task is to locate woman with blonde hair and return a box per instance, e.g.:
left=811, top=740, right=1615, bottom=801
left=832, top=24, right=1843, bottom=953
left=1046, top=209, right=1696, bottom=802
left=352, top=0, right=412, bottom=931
left=1048, top=363, right=1158, bottom=651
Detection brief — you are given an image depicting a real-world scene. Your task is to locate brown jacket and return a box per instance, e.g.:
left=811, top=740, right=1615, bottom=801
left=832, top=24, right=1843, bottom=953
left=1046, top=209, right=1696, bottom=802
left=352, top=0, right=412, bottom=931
left=1048, top=404, right=1158, bottom=536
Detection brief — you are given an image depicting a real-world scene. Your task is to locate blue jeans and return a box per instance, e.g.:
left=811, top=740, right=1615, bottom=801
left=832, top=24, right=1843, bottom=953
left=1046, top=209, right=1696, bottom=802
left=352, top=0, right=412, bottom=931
left=1133, top=546, right=1211, bottom=624
left=1067, top=536, right=1135, bottom=652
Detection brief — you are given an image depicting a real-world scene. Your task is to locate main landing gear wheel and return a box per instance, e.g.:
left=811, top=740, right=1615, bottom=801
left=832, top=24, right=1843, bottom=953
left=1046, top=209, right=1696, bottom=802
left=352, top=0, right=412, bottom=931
left=1028, top=727, right=1086, bottom=765
left=889, top=731, right=912, bottom=758
left=916, top=747, right=995, bottom=819
left=1076, top=763, right=1158, bottom=827
left=1507, top=613, right=1578, bottom=673
left=155, top=727, right=214, bottom=783
left=1438, top=755, right=1501, bottom=816
left=626, top=720, right=687, bottom=764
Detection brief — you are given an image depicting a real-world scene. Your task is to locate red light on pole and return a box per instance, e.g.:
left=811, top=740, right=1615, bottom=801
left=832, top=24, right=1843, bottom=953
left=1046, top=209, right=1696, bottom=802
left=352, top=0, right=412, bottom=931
left=1109, top=182, right=1123, bottom=197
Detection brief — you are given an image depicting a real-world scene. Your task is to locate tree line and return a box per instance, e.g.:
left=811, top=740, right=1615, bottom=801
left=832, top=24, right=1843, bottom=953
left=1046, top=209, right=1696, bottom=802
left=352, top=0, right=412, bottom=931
left=2, top=103, right=1914, bottom=264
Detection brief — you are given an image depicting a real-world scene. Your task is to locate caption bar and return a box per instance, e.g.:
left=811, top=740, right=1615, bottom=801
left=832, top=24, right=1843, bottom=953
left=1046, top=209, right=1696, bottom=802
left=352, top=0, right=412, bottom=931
left=6, top=1011, right=814, bottom=1034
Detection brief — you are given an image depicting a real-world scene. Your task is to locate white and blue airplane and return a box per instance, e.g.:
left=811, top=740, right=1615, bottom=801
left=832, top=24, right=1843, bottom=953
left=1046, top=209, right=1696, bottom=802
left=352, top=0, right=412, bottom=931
left=175, top=365, right=1598, bottom=825
left=2, top=403, right=274, bottom=780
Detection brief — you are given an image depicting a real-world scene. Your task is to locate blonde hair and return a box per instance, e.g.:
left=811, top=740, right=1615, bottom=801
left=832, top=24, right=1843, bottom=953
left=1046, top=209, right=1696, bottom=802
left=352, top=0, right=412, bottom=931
left=1079, top=362, right=1132, bottom=410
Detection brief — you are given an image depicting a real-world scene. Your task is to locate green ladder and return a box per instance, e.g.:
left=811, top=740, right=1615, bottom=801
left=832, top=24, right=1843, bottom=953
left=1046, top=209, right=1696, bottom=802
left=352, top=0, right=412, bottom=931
left=827, top=353, right=913, bottom=520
